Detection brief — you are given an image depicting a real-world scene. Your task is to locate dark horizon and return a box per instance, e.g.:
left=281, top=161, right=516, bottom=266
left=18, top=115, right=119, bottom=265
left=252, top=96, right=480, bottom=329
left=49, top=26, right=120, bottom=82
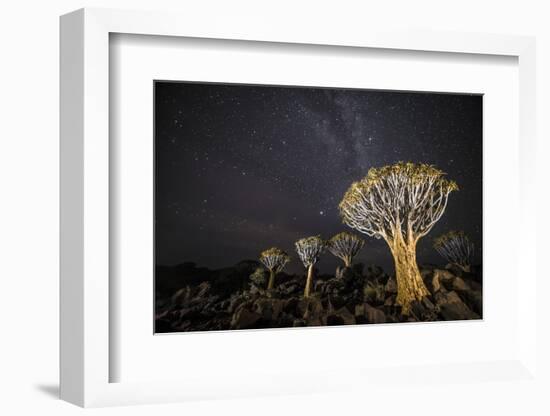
left=155, top=81, right=482, bottom=274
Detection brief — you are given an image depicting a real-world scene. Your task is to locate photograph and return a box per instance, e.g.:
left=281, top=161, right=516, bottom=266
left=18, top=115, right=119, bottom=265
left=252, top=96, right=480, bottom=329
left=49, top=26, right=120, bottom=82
left=154, top=81, right=483, bottom=333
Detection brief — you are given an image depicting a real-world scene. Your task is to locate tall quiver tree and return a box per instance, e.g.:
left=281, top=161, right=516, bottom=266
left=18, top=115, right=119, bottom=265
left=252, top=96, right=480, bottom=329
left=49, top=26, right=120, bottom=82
left=433, top=231, right=474, bottom=272
left=327, top=232, right=365, bottom=268
left=295, top=236, right=325, bottom=298
left=259, top=247, right=290, bottom=290
left=339, top=162, right=458, bottom=314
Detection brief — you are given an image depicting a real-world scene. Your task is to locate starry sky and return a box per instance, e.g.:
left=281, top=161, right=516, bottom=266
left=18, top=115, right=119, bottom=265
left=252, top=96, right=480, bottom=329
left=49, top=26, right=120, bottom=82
left=155, top=81, right=482, bottom=274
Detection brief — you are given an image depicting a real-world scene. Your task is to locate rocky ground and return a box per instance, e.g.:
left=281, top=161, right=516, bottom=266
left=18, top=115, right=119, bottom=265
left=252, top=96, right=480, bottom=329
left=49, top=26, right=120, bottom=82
left=155, top=261, right=482, bottom=333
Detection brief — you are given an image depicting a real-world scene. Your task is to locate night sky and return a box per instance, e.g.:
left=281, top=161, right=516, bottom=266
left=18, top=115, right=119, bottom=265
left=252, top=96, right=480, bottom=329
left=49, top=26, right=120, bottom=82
left=155, top=82, right=482, bottom=274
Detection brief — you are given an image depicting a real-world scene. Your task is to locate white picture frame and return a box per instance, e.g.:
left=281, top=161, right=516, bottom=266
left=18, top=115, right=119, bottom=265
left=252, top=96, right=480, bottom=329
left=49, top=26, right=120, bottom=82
left=60, top=7, right=538, bottom=408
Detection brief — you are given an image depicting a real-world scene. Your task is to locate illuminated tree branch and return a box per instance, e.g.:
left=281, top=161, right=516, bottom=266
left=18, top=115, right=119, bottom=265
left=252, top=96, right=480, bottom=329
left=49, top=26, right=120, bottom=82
left=339, top=162, right=458, bottom=313
left=259, top=247, right=290, bottom=290
left=327, top=231, right=364, bottom=268
left=433, top=231, right=474, bottom=272
left=295, top=236, right=325, bottom=298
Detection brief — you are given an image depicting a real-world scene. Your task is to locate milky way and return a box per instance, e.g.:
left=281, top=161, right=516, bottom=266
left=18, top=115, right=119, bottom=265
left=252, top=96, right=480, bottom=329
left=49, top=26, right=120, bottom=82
left=155, top=82, right=482, bottom=273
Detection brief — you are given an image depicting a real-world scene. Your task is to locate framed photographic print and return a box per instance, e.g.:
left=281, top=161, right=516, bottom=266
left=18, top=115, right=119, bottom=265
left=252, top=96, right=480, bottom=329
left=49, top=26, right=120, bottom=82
left=60, top=7, right=539, bottom=409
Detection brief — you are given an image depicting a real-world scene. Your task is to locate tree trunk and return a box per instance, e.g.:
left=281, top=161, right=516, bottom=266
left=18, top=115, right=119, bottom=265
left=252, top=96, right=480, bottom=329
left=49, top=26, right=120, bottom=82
left=267, top=269, right=276, bottom=290
left=343, top=257, right=351, bottom=268
left=390, top=237, right=430, bottom=315
left=304, top=265, right=314, bottom=298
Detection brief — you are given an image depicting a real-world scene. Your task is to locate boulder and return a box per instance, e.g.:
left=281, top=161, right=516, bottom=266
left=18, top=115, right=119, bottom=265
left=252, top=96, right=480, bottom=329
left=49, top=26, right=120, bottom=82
left=171, top=286, right=192, bottom=306
left=431, top=269, right=455, bottom=293
left=230, top=307, right=261, bottom=329
left=466, top=279, right=482, bottom=292
left=276, top=313, right=296, bottom=328
left=195, top=281, right=211, bottom=299
left=385, top=276, right=397, bottom=294
left=304, top=298, right=324, bottom=319
left=284, top=284, right=300, bottom=295
left=384, top=314, right=400, bottom=324
left=366, top=304, right=387, bottom=324
left=422, top=296, right=436, bottom=310
left=408, top=299, right=438, bottom=322
left=295, top=297, right=326, bottom=323
left=459, top=289, right=483, bottom=316
left=175, top=320, right=192, bottom=331
left=305, top=316, right=324, bottom=327
left=435, top=291, right=480, bottom=321
left=177, top=306, right=203, bottom=321
left=452, top=276, right=471, bottom=292
left=283, top=297, right=299, bottom=314
left=249, top=285, right=263, bottom=296
left=227, top=295, right=245, bottom=313
left=384, top=295, right=396, bottom=306
left=276, top=279, right=302, bottom=297
left=296, top=299, right=309, bottom=317
left=327, top=307, right=355, bottom=326
left=327, top=294, right=348, bottom=310
left=356, top=303, right=386, bottom=324
left=253, top=298, right=284, bottom=321
left=363, top=281, right=385, bottom=305
left=445, top=263, right=471, bottom=276
left=420, top=268, right=433, bottom=281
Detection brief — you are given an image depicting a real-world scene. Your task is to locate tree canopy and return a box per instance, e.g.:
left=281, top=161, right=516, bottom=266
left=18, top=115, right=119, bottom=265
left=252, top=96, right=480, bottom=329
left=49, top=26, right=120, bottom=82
left=327, top=231, right=364, bottom=267
left=259, top=247, right=290, bottom=273
left=339, top=162, right=458, bottom=243
left=433, top=230, right=474, bottom=269
left=295, top=236, right=325, bottom=268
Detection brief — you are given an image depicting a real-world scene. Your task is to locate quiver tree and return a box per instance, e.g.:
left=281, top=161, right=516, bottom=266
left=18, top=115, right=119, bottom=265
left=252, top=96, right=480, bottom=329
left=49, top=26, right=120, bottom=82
left=259, top=247, right=290, bottom=290
left=295, top=236, right=325, bottom=298
left=327, top=232, right=365, bottom=268
left=339, top=162, right=458, bottom=314
left=433, top=230, right=474, bottom=272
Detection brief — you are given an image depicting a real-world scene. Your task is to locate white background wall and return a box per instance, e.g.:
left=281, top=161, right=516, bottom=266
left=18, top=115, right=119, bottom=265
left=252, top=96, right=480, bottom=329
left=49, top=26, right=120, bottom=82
left=0, top=0, right=548, bottom=415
